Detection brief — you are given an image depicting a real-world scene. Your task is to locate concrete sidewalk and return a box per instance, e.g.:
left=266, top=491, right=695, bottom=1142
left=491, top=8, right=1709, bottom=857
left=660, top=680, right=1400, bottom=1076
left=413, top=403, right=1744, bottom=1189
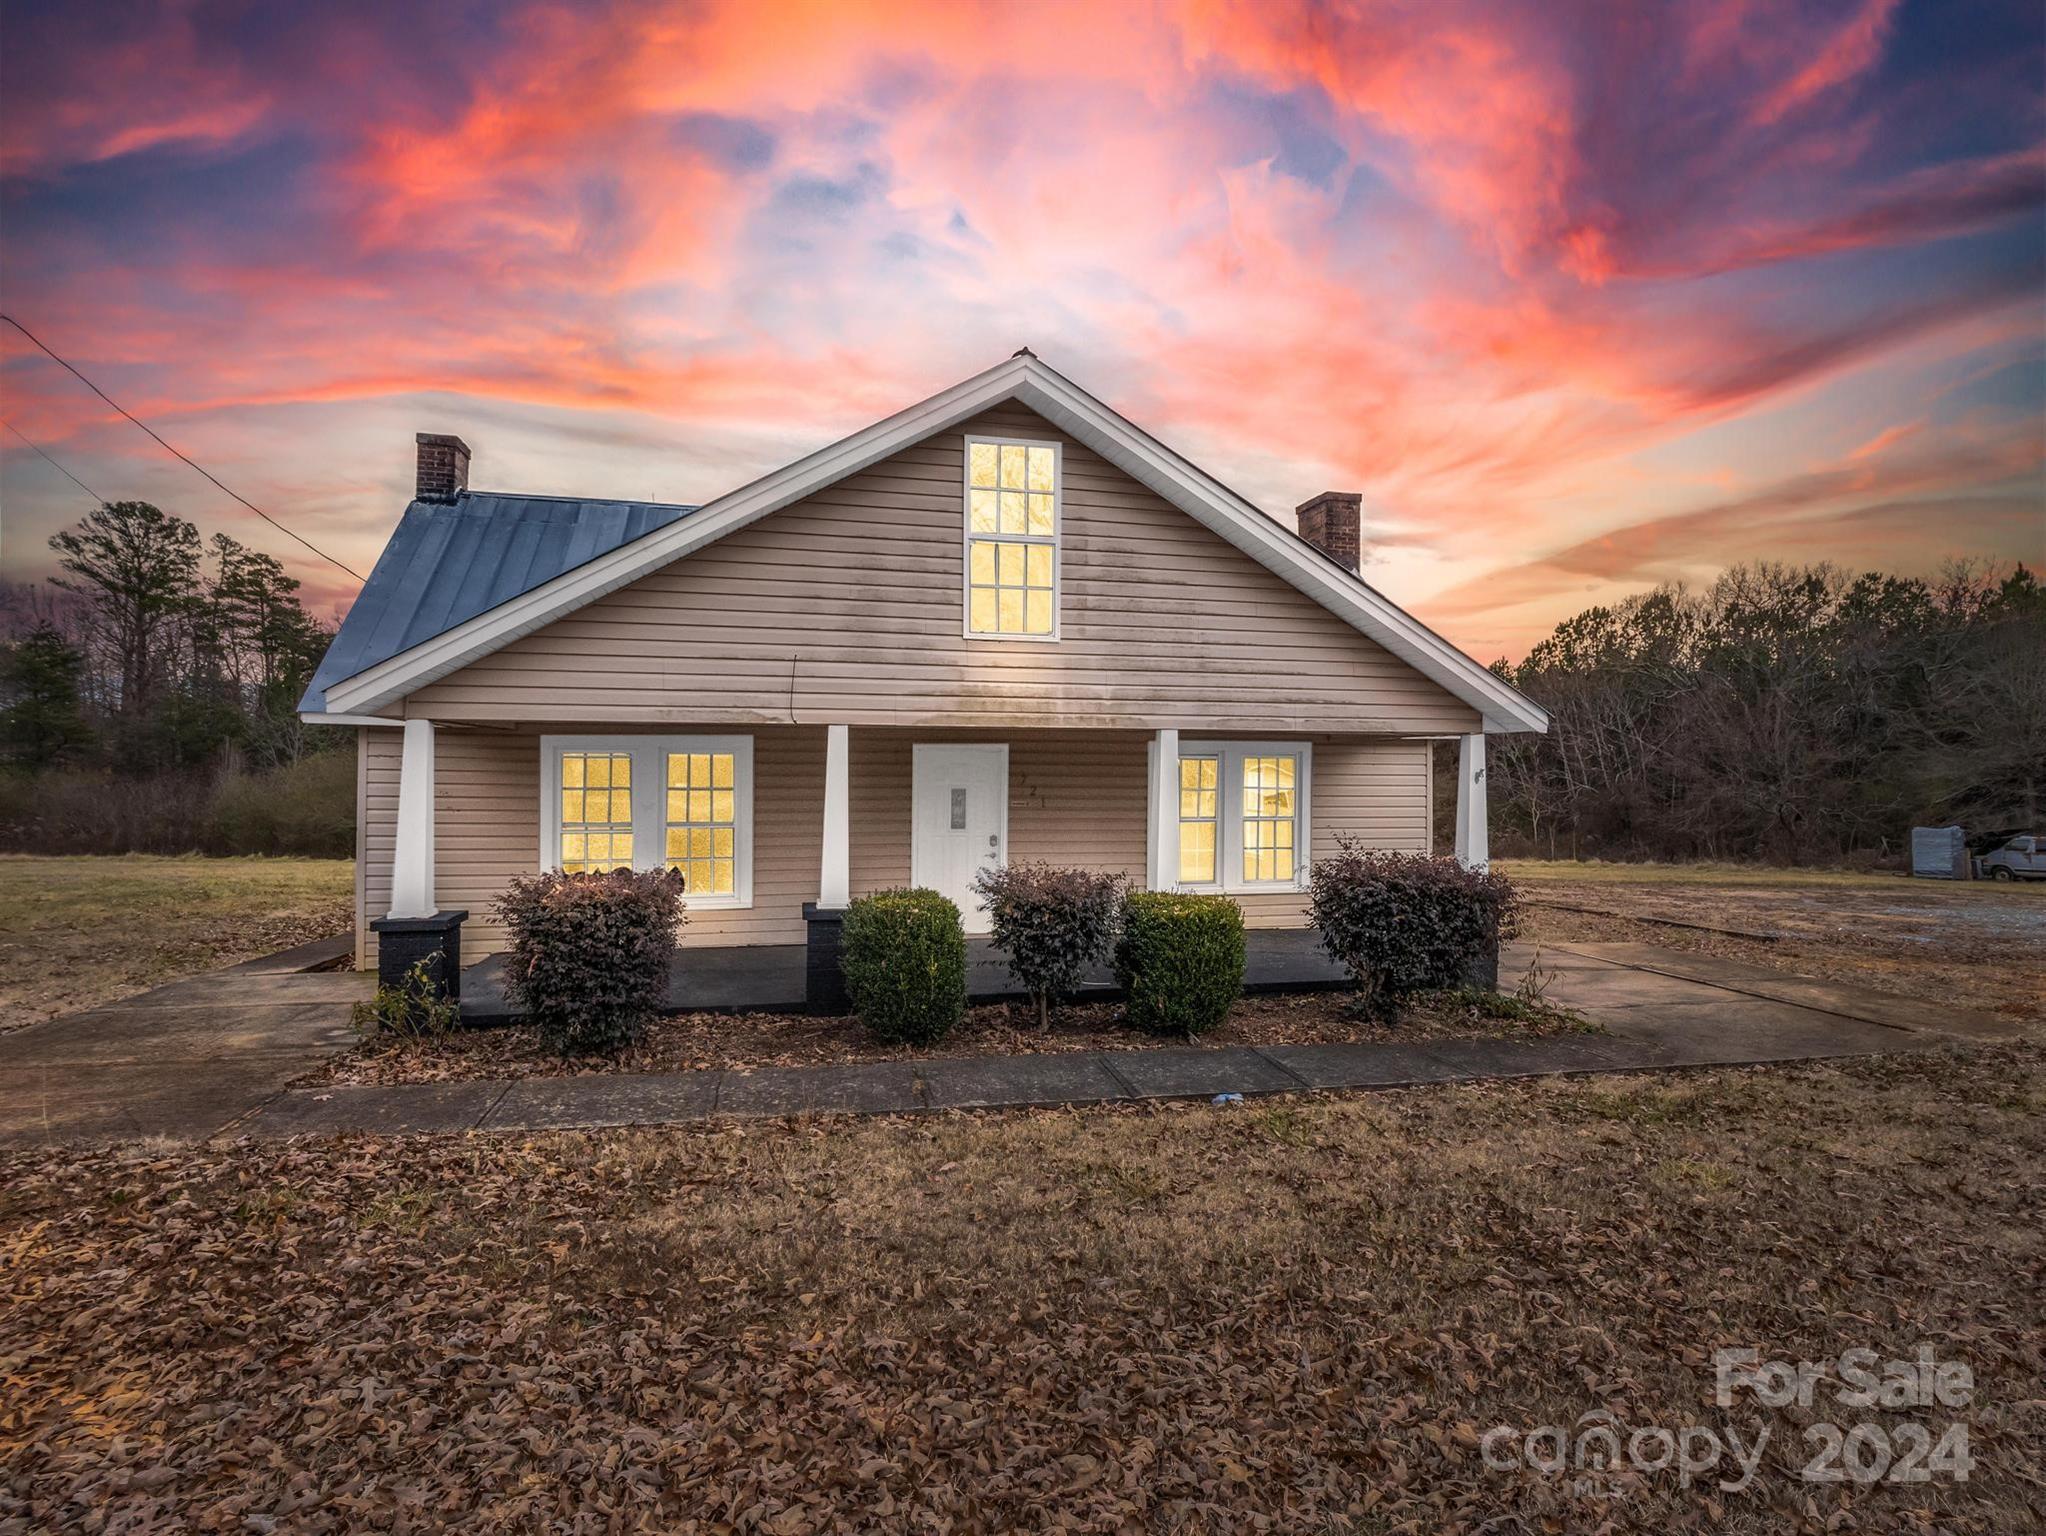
left=0, top=965, right=370, bottom=1146
left=229, top=942, right=2021, bottom=1141
left=2, top=938, right=2018, bottom=1149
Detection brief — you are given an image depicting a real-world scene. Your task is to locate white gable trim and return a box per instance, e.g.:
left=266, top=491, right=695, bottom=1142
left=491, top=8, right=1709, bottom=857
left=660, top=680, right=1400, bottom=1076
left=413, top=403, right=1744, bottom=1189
left=322, top=355, right=1547, bottom=733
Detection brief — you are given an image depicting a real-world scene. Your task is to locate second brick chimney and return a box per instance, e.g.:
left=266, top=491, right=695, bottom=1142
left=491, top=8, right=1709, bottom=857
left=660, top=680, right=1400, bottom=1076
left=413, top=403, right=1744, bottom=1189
left=416, top=433, right=472, bottom=502
left=1295, top=491, right=1362, bottom=572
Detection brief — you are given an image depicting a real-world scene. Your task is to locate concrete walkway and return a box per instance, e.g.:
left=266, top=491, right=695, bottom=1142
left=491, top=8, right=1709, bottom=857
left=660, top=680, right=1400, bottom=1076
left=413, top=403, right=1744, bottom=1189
left=0, top=939, right=2018, bottom=1149
left=0, top=964, right=370, bottom=1147
left=228, top=941, right=2020, bottom=1142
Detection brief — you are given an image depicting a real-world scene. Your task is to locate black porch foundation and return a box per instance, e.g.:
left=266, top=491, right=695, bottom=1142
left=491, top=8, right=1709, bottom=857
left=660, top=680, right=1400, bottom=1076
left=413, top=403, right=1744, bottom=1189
left=456, top=927, right=1351, bottom=1023
left=802, top=903, right=850, bottom=1014
left=369, top=910, right=468, bottom=1002
left=1464, top=938, right=1501, bottom=992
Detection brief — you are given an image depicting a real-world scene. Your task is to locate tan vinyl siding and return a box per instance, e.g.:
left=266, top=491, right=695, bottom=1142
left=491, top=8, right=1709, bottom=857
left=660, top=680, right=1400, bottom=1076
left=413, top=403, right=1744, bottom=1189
left=1233, top=736, right=1431, bottom=928
left=360, top=727, right=394, bottom=965
left=845, top=729, right=1150, bottom=894
left=353, top=729, right=372, bottom=968
left=357, top=726, right=1432, bottom=960
left=361, top=726, right=822, bottom=965
left=359, top=725, right=539, bottom=967
left=405, top=403, right=1481, bottom=735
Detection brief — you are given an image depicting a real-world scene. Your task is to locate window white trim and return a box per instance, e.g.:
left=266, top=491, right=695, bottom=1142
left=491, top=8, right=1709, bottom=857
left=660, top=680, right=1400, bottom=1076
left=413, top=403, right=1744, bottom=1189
left=1179, top=740, right=1312, bottom=895
left=539, top=734, right=754, bottom=909
left=960, top=433, right=1061, bottom=642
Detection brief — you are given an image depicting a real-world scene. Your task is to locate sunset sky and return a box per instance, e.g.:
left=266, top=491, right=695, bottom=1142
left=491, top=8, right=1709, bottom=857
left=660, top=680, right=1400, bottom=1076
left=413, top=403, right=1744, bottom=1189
left=2, top=0, right=2041, bottom=660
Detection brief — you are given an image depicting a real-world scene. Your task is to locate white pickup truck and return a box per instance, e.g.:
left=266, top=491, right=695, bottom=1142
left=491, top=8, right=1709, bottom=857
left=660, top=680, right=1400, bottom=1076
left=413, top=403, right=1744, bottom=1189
left=1978, top=835, right=2046, bottom=881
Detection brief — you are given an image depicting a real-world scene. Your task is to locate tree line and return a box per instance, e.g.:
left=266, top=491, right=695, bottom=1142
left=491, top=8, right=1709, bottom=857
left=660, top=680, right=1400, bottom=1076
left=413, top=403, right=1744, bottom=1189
left=0, top=500, right=350, bottom=854
left=5, top=504, right=2038, bottom=867
left=1482, top=561, right=2045, bottom=864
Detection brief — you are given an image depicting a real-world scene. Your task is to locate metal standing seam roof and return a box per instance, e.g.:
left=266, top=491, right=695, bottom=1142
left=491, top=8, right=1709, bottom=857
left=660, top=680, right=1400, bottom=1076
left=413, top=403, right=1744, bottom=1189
left=300, top=491, right=698, bottom=712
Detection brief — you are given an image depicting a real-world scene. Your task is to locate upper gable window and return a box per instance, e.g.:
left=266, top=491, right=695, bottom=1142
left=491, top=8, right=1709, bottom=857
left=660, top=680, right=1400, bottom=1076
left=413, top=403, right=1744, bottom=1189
left=964, top=437, right=1058, bottom=639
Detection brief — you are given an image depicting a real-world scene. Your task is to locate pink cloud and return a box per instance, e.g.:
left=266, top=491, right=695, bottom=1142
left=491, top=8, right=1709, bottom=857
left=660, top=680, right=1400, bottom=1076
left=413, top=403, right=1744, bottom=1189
left=1, top=0, right=2038, bottom=659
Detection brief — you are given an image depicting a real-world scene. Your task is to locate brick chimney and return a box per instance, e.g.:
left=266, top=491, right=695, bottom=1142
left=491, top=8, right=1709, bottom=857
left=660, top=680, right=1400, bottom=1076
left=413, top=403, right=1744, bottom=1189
left=415, top=433, right=471, bottom=502
left=1295, top=491, right=1362, bottom=571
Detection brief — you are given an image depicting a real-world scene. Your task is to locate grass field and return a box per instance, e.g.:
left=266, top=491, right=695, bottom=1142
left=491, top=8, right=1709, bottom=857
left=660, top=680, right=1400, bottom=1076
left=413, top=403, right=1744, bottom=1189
left=4, top=1043, right=2038, bottom=1532
left=1503, top=857, right=2046, bottom=895
left=0, top=855, right=353, bottom=1034
left=1501, top=858, right=1931, bottom=888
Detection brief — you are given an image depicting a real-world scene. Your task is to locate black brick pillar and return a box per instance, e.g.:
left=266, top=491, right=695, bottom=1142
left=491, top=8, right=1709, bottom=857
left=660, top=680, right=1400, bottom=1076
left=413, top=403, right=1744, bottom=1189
left=1464, top=937, right=1501, bottom=992
left=802, top=903, right=850, bottom=1015
left=369, top=910, right=468, bottom=1002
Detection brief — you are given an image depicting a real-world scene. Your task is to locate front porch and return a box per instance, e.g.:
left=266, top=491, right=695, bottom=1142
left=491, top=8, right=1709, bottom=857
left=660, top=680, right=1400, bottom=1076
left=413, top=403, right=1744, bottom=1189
left=360, top=718, right=1496, bottom=1010
left=459, top=926, right=1351, bottom=1022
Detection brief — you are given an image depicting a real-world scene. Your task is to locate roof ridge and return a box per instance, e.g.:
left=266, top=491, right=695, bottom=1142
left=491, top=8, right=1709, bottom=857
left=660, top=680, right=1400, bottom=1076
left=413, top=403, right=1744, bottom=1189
left=444, top=488, right=701, bottom=512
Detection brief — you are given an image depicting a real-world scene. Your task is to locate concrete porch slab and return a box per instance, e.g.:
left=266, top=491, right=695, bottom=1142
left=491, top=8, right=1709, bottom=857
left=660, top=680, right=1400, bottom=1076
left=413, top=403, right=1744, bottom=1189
left=226, top=932, right=356, bottom=975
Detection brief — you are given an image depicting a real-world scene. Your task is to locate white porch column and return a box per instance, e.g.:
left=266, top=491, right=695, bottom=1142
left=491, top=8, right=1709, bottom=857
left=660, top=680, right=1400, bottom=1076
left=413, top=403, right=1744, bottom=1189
left=1453, top=732, right=1489, bottom=871
left=819, top=723, right=850, bottom=908
left=1147, top=728, right=1180, bottom=892
left=388, top=718, right=438, bottom=918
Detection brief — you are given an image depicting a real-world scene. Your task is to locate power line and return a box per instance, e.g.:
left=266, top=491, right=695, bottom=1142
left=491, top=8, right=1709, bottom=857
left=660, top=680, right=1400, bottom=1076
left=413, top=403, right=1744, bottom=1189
left=1, top=416, right=106, bottom=507
left=1, top=313, right=365, bottom=582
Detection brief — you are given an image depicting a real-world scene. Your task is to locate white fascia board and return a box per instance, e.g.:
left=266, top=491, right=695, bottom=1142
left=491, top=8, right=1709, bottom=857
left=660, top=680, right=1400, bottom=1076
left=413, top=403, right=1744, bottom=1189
left=325, top=354, right=1548, bottom=734
left=1013, top=367, right=1548, bottom=734
left=325, top=355, right=1034, bottom=715
left=301, top=711, right=406, bottom=727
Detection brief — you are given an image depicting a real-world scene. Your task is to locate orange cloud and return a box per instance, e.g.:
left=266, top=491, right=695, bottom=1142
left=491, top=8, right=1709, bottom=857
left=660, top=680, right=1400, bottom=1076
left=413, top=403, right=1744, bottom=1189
left=1, top=0, right=2038, bottom=660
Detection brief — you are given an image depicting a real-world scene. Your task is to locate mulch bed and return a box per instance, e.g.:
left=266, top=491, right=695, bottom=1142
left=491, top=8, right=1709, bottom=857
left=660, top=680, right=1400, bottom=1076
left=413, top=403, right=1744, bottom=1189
left=307, top=987, right=1595, bottom=1087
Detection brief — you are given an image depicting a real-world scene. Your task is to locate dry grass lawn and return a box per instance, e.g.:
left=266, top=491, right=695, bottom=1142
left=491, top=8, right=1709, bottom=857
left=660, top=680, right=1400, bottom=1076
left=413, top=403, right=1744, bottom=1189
left=1501, top=859, right=1925, bottom=889
left=0, top=856, right=353, bottom=1034
left=4, top=1043, right=2040, bottom=1532
left=1505, top=858, right=2046, bottom=1025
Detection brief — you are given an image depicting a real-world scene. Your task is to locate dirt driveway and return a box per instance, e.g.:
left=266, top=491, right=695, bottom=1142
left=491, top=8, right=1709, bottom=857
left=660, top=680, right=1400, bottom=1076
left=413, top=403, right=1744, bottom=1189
left=1507, top=861, right=2044, bottom=1026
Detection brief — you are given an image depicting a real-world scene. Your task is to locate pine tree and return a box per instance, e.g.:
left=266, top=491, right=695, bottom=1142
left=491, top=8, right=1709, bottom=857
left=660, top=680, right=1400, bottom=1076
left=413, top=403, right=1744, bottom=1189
left=0, top=623, right=91, bottom=769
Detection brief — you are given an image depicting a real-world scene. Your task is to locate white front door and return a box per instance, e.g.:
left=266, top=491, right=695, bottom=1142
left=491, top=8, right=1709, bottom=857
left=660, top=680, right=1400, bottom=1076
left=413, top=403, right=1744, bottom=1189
left=911, top=744, right=1008, bottom=932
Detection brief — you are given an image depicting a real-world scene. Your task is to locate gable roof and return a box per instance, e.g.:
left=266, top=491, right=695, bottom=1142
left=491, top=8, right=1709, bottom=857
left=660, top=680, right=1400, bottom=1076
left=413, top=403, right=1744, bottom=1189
left=315, top=355, right=1547, bottom=733
left=300, top=491, right=695, bottom=712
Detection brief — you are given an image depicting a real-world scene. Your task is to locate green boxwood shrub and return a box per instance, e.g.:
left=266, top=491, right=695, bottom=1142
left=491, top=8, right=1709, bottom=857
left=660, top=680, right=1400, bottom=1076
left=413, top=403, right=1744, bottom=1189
left=1114, top=891, right=1246, bottom=1038
left=841, top=887, right=967, bottom=1045
left=970, top=862, right=1126, bottom=1030
left=493, top=868, right=687, bottom=1055
left=1306, top=841, right=1519, bottom=1019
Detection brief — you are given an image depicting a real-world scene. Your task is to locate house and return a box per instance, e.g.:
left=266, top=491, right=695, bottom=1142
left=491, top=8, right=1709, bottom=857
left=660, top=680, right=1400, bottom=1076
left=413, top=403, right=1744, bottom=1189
left=301, top=352, right=1546, bottom=1006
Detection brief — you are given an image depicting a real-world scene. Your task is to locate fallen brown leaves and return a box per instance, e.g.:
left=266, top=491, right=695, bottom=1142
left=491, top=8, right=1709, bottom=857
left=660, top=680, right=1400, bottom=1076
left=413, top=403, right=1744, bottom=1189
left=311, top=988, right=1592, bottom=1087
left=4, top=1044, right=2042, bottom=1533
